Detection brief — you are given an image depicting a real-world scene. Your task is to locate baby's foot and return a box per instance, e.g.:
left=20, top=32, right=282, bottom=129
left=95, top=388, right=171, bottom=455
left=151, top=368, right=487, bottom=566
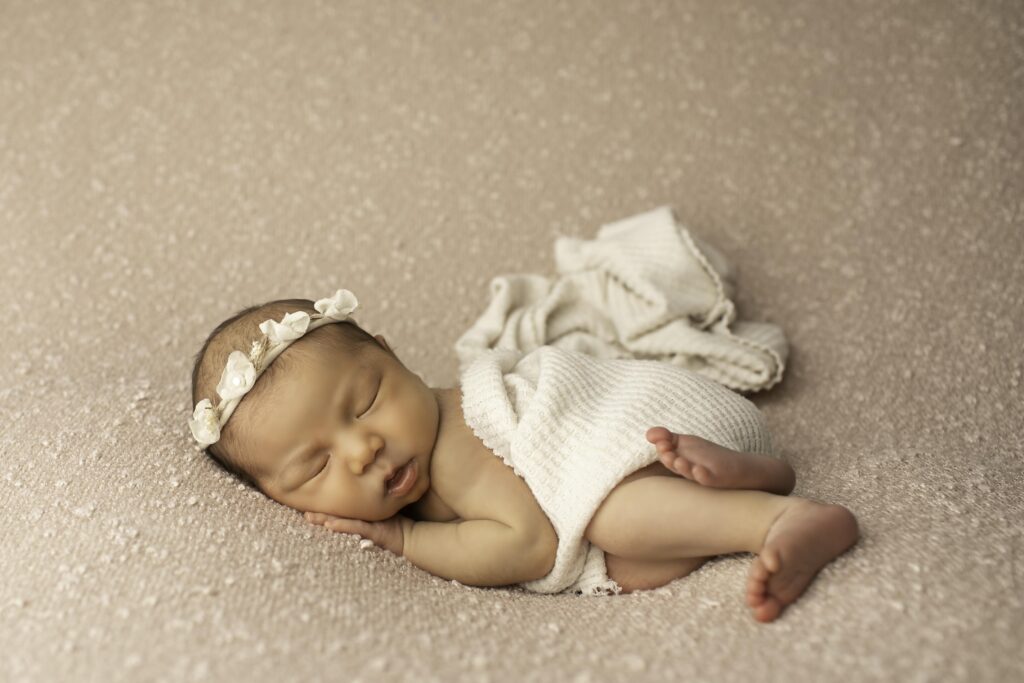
left=645, top=427, right=795, bottom=494
left=746, top=500, right=859, bottom=623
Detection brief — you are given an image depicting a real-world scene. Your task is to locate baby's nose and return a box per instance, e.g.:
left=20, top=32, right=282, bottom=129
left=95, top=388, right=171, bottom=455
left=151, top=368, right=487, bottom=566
left=343, top=437, right=384, bottom=474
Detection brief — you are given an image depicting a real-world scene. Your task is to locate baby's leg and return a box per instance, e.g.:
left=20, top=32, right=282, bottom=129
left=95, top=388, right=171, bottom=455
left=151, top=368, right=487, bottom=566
left=585, top=473, right=858, bottom=622
left=645, top=427, right=796, bottom=495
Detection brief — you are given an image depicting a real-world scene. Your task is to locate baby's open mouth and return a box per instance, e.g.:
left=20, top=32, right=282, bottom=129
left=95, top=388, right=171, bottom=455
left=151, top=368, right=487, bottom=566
left=385, top=466, right=404, bottom=489
left=385, top=460, right=417, bottom=495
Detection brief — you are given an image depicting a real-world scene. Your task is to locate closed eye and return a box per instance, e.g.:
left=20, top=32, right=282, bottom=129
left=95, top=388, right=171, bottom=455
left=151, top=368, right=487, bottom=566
left=311, top=377, right=380, bottom=482
left=312, top=457, right=328, bottom=478
left=358, top=378, right=380, bottom=419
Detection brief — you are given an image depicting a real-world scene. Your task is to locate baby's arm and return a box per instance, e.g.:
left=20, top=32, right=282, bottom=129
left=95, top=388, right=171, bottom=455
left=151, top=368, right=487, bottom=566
left=306, top=511, right=552, bottom=587
left=402, top=518, right=553, bottom=586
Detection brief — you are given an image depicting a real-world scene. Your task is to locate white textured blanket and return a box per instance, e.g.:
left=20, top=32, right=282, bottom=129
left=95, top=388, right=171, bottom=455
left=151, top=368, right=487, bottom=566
left=454, top=205, right=788, bottom=393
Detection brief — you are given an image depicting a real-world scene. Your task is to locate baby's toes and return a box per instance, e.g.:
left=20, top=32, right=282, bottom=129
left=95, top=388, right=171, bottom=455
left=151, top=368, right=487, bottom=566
left=646, top=426, right=676, bottom=445
left=753, top=596, right=784, bottom=623
left=690, top=463, right=717, bottom=486
left=661, top=451, right=694, bottom=478
left=746, top=557, right=770, bottom=605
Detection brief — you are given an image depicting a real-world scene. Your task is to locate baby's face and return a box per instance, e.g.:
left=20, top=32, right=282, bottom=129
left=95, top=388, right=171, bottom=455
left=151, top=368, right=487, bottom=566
left=239, top=336, right=440, bottom=521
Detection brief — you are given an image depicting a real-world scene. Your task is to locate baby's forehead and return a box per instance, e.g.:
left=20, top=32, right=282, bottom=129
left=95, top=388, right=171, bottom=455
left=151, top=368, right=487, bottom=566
left=279, top=345, right=371, bottom=394
left=290, top=341, right=354, bottom=373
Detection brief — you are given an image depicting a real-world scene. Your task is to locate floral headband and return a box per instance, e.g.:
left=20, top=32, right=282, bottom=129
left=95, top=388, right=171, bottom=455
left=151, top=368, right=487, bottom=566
left=188, top=288, right=359, bottom=447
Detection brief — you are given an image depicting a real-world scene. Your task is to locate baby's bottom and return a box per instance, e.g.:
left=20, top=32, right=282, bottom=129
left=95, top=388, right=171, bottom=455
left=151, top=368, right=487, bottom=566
left=603, top=552, right=709, bottom=594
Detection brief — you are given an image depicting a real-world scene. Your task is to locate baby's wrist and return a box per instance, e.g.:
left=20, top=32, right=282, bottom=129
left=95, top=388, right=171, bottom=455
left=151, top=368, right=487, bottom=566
left=399, top=517, right=416, bottom=556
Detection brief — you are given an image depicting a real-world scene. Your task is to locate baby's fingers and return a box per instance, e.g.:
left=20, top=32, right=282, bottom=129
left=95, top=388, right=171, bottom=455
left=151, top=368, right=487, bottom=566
left=307, top=512, right=369, bottom=536
left=305, top=511, right=329, bottom=524
left=305, top=511, right=352, bottom=530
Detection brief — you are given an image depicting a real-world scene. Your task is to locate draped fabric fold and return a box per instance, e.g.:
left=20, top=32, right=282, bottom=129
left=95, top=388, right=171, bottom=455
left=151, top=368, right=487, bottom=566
left=455, top=205, right=788, bottom=394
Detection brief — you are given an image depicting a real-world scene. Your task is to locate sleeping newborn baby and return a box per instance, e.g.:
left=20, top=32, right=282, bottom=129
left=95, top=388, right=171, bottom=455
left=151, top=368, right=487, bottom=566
left=189, top=289, right=859, bottom=623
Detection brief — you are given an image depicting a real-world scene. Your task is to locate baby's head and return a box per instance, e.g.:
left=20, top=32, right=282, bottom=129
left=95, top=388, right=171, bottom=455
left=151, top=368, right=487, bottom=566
left=190, top=297, right=440, bottom=521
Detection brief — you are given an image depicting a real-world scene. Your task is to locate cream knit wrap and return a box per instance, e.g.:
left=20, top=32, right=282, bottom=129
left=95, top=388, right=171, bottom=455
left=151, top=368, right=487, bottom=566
left=453, top=205, right=787, bottom=595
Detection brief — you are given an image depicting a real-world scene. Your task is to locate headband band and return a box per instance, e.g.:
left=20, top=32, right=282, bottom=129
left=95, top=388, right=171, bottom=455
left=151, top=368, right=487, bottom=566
left=188, top=288, right=359, bottom=447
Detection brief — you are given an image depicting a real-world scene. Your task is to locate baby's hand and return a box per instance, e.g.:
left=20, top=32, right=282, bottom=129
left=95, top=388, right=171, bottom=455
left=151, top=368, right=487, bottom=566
left=304, top=511, right=413, bottom=557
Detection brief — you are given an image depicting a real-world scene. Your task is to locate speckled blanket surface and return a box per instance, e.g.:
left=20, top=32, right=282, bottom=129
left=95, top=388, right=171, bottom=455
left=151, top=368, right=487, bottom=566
left=1, top=1, right=1021, bottom=681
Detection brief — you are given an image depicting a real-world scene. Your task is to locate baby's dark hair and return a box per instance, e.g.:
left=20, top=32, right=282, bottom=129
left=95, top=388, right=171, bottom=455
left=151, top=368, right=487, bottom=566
left=190, top=297, right=383, bottom=491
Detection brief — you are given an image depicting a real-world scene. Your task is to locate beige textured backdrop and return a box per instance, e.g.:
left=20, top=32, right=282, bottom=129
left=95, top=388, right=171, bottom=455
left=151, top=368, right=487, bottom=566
left=2, top=1, right=1022, bottom=681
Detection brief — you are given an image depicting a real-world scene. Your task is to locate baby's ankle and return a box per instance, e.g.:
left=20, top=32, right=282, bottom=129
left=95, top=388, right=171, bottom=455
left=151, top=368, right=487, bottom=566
left=752, top=496, right=809, bottom=553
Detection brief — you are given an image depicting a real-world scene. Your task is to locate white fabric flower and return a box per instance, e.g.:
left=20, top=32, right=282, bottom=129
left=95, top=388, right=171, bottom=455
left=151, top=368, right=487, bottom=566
left=259, top=311, right=311, bottom=346
left=189, top=398, right=221, bottom=446
left=315, top=289, right=359, bottom=320
left=216, top=350, right=257, bottom=401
